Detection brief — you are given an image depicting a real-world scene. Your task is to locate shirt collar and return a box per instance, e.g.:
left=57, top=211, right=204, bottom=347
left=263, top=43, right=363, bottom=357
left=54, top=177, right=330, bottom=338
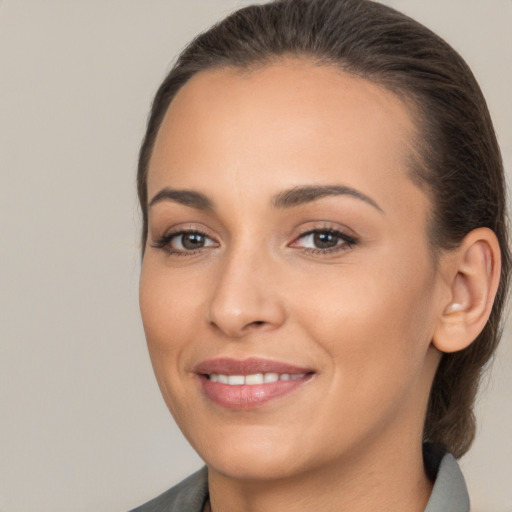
left=424, top=451, right=470, bottom=512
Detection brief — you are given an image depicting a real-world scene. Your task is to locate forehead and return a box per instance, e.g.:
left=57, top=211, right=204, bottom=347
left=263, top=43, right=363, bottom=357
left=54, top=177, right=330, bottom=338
left=148, top=59, right=426, bottom=217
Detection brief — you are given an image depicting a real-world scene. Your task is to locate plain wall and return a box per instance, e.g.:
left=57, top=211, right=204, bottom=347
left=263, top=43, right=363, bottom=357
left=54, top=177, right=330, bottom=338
left=1, top=1, right=511, bottom=511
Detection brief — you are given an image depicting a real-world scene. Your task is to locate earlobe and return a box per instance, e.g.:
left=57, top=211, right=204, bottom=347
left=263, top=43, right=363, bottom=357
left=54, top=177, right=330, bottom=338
left=432, top=228, right=501, bottom=354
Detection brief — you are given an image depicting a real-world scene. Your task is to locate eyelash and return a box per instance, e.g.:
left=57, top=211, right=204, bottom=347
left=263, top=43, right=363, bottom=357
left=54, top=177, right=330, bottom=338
left=151, top=228, right=216, bottom=256
left=151, top=226, right=357, bottom=256
left=291, top=227, right=357, bottom=254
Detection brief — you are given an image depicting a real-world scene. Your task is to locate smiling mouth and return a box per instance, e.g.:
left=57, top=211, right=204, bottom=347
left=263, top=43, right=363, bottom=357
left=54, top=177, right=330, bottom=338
left=195, top=358, right=315, bottom=409
left=207, top=372, right=308, bottom=385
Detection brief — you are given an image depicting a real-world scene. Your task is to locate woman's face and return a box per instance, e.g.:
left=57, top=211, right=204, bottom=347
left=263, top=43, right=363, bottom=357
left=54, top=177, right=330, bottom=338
left=140, top=60, right=445, bottom=481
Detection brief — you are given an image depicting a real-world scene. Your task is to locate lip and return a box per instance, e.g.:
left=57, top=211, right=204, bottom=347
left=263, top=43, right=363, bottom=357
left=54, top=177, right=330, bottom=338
left=195, top=357, right=314, bottom=410
left=195, top=357, right=313, bottom=375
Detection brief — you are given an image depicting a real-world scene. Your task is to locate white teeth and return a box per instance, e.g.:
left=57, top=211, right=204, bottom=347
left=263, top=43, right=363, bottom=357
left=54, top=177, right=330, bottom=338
left=245, top=373, right=264, bottom=385
left=208, top=372, right=307, bottom=385
left=227, top=375, right=245, bottom=385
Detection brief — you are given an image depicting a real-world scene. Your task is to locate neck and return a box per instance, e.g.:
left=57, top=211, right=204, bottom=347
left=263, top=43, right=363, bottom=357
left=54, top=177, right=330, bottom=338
left=207, top=435, right=432, bottom=512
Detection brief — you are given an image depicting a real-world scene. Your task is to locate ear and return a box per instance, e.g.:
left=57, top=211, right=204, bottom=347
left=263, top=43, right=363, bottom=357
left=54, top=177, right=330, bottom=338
left=432, top=228, right=501, bottom=353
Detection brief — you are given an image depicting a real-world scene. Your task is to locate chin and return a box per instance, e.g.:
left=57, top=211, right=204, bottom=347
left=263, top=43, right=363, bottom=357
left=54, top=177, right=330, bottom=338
left=208, top=451, right=303, bottom=482
left=191, top=426, right=309, bottom=481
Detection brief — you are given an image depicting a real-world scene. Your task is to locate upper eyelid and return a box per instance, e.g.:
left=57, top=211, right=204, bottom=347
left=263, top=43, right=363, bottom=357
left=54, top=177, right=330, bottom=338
left=165, top=229, right=217, bottom=244
left=293, top=228, right=356, bottom=243
left=155, top=223, right=216, bottom=239
left=298, top=227, right=347, bottom=236
left=167, top=227, right=212, bottom=237
left=150, top=225, right=218, bottom=250
left=292, top=223, right=358, bottom=240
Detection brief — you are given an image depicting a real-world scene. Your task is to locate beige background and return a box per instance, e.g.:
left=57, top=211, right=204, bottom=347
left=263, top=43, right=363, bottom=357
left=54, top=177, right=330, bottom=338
left=1, top=1, right=511, bottom=511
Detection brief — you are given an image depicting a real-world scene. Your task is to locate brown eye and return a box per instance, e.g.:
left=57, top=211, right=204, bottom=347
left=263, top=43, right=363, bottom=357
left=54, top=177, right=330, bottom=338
left=169, top=231, right=218, bottom=252
left=290, top=228, right=357, bottom=253
left=179, top=233, right=207, bottom=250
left=313, top=232, right=339, bottom=249
left=152, top=229, right=218, bottom=254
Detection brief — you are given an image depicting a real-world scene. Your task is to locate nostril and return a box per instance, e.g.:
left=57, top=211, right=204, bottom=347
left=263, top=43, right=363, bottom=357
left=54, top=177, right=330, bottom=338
left=248, top=320, right=265, bottom=328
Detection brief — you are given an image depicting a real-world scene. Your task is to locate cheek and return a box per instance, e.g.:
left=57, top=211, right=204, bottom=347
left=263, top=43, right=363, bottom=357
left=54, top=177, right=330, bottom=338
left=140, top=260, right=200, bottom=346
left=139, top=262, right=198, bottom=394
left=292, top=254, right=437, bottom=390
left=139, top=262, right=206, bottom=427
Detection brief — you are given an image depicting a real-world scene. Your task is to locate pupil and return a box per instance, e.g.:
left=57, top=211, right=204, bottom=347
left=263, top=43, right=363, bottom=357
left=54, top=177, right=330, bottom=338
left=314, top=232, right=338, bottom=249
left=182, top=233, right=205, bottom=250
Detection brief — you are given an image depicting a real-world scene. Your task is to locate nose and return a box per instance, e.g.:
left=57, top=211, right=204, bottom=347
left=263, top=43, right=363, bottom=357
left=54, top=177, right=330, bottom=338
left=207, top=248, right=287, bottom=338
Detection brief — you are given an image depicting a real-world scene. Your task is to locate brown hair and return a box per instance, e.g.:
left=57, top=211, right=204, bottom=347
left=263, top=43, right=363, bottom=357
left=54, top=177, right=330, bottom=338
left=137, top=0, right=510, bottom=458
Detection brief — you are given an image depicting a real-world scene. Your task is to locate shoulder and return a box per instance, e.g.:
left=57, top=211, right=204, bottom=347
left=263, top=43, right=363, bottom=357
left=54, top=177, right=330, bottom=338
left=128, top=467, right=208, bottom=512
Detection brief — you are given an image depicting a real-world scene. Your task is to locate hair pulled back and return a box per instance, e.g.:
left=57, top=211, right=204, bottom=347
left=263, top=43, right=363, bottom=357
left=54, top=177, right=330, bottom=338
left=137, top=0, right=510, bottom=458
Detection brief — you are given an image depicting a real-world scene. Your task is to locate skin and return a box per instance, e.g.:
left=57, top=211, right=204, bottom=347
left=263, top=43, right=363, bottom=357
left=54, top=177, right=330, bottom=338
left=139, top=60, right=452, bottom=512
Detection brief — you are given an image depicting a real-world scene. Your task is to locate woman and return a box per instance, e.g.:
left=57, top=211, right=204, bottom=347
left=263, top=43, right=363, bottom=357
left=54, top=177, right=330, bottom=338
left=131, top=0, right=510, bottom=510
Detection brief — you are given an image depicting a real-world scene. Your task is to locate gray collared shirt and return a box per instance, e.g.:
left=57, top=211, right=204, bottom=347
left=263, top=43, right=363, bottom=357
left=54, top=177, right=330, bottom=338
left=425, top=452, right=469, bottom=512
left=129, top=452, right=469, bottom=512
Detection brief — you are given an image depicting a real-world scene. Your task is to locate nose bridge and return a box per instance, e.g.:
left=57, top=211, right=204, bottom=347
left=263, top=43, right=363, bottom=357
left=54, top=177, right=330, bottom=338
left=208, top=240, right=286, bottom=337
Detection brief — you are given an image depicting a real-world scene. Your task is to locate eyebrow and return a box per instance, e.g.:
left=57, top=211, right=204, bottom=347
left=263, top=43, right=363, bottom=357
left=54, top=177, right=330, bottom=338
left=148, top=184, right=383, bottom=213
left=148, top=188, right=214, bottom=211
left=272, top=185, right=383, bottom=213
